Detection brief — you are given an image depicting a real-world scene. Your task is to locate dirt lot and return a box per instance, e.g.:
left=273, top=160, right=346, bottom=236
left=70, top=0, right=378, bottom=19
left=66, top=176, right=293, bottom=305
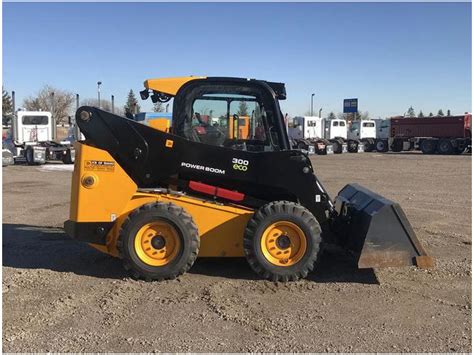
left=2, top=152, right=471, bottom=352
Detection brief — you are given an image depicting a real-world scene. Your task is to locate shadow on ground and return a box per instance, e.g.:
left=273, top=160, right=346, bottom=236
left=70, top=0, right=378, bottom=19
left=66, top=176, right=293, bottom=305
left=3, top=223, right=378, bottom=284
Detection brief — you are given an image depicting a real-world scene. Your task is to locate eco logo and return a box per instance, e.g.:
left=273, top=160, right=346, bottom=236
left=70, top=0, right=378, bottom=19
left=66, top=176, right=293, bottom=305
left=232, top=158, right=249, bottom=171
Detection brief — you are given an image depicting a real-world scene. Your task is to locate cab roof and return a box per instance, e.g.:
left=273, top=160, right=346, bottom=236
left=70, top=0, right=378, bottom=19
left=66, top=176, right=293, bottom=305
left=143, top=76, right=286, bottom=100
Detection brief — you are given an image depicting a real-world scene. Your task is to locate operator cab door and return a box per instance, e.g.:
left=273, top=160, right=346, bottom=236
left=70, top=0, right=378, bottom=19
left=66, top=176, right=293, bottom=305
left=173, top=80, right=289, bottom=152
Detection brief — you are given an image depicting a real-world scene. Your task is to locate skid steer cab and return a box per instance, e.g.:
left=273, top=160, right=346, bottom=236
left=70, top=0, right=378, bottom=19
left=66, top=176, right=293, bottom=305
left=64, top=76, right=433, bottom=282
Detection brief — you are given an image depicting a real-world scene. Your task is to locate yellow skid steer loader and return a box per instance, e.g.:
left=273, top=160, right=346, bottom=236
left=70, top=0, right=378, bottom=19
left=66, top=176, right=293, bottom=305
left=64, top=76, right=433, bottom=281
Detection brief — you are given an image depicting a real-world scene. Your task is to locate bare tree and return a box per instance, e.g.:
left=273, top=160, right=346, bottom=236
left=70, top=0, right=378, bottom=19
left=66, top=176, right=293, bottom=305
left=81, top=98, right=112, bottom=111
left=23, top=85, right=75, bottom=125
left=81, top=98, right=124, bottom=116
left=237, top=101, right=249, bottom=116
left=336, top=112, right=347, bottom=121
left=153, top=102, right=164, bottom=112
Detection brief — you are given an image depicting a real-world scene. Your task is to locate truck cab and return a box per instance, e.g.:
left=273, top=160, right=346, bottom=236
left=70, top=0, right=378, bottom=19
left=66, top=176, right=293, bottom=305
left=299, top=116, right=322, bottom=139
left=348, top=119, right=376, bottom=141
left=325, top=119, right=347, bottom=140
left=14, top=111, right=53, bottom=143
left=287, top=116, right=331, bottom=154
left=5, top=110, right=74, bottom=165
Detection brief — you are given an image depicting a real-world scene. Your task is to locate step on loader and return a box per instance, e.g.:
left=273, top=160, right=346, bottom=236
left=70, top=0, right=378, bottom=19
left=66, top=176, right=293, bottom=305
left=64, top=76, right=433, bottom=282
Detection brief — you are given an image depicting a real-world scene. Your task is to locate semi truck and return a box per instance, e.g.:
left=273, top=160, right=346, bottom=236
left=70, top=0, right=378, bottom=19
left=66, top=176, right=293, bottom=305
left=3, top=110, right=75, bottom=165
left=289, top=116, right=375, bottom=154
left=347, top=119, right=377, bottom=152
left=288, top=116, right=337, bottom=154
left=375, top=113, right=471, bottom=154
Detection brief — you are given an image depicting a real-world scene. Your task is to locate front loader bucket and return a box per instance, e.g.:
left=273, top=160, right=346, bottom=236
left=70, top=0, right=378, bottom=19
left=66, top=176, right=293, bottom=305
left=334, top=183, right=434, bottom=269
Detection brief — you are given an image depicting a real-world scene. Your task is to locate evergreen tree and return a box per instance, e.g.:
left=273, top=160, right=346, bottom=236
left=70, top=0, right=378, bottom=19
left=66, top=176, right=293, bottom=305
left=437, top=109, right=444, bottom=116
left=124, top=89, right=140, bottom=115
left=407, top=106, right=416, bottom=117
left=237, top=101, right=249, bottom=116
left=2, top=87, right=13, bottom=125
left=447, top=109, right=451, bottom=116
left=418, top=110, right=424, bottom=118
left=429, top=112, right=434, bottom=117
left=328, top=112, right=336, bottom=120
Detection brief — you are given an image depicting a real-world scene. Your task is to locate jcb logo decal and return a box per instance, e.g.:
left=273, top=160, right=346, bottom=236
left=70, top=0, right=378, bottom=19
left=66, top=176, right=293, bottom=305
left=232, top=158, right=249, bottom=172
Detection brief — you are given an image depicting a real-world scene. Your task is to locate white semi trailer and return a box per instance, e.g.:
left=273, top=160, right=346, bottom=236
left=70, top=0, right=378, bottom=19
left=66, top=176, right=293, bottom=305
left=4, top=110, right=75, bottom=165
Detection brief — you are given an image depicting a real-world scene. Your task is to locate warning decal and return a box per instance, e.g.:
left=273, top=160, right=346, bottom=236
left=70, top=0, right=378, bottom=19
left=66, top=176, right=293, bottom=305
left=84, top=160, right=115, bottom=172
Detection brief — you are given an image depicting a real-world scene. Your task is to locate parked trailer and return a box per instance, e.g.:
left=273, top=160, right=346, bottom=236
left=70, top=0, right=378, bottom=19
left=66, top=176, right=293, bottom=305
left=375, top=113, right=471, bottom=154
left=3, top=110, right=75, bottom=165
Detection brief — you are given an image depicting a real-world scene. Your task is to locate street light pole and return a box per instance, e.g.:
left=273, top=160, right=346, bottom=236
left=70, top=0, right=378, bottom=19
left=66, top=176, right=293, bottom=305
left=319, top=108, right=322, bottom=118
left=311, top=93, right=315, bottom=116
left=111, top=95, right=115, bottom=113
left=50, top=91, right=56, bottom=139
left=97, top=81, right=102, bottom=109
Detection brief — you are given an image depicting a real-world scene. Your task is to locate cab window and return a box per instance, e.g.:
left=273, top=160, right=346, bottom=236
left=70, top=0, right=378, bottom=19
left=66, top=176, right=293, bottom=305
left=22, top=116, right=48, bottom=125
left=183, top=88, right=280, bottom=151
left=363, top=122, right=375, bottom=127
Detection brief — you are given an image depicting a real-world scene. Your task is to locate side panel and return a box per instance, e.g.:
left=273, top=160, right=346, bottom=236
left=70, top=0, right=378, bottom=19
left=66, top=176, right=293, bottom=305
left=104, top=193, right=253, bottom=257
left=391, top=116, right=465, bottom=138
left=69, top=142, right=138, bottom=222
left=69, top=143, right=254, bottom=258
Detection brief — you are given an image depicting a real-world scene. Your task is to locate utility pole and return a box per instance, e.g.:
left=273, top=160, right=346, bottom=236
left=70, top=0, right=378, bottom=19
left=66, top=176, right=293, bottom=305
left=311, top=93, right=315, bottom=116
left=97, top=81, right=102, bottom=109
left=76, top=94, right=80, bottom=111
left=12, top=91, right=15, bottom=113
left=50, top=91, right=56, bottom=138
left=111, top=95, right=115, bottom=113
left=50, top=91, right=55, bottom=114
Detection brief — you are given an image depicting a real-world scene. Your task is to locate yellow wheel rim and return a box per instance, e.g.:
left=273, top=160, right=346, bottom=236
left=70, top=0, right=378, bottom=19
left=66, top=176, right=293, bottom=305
left=260, top=221, right=307, bottom=266
left=134, top=221, right=181, bottom=266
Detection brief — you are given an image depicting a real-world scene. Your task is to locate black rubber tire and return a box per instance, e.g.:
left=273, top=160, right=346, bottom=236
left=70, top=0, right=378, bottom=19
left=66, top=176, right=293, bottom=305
left=420, top=139, right=436, bottom=154
left=243, top=201, right=321, bottom=282
left=62, top=149, right=74, bottom=164
left=332, top=141, right=342, bottom=154
left=364, top=139, right=375, bottom=152
left=297, top=142, right=308, bottom=150
left=437, top=139, right=453, bottom=155
left=347, top=140, right=358, bottom=153
left=25, top=147, right=35, bottom=165
left=117, top=202, right=200, bottom=281
left=391, top=139, right=404, bottom=152
left=376, top=139, right=389, bottom=153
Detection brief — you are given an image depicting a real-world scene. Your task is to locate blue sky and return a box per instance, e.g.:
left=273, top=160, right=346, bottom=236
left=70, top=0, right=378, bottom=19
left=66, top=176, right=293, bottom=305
left=3, top=2, right=472, bottom=118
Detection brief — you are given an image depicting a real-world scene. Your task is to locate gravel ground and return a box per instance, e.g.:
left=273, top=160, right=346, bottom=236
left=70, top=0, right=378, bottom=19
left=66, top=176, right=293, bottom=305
left=2, top=152, right=471, bottom=352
